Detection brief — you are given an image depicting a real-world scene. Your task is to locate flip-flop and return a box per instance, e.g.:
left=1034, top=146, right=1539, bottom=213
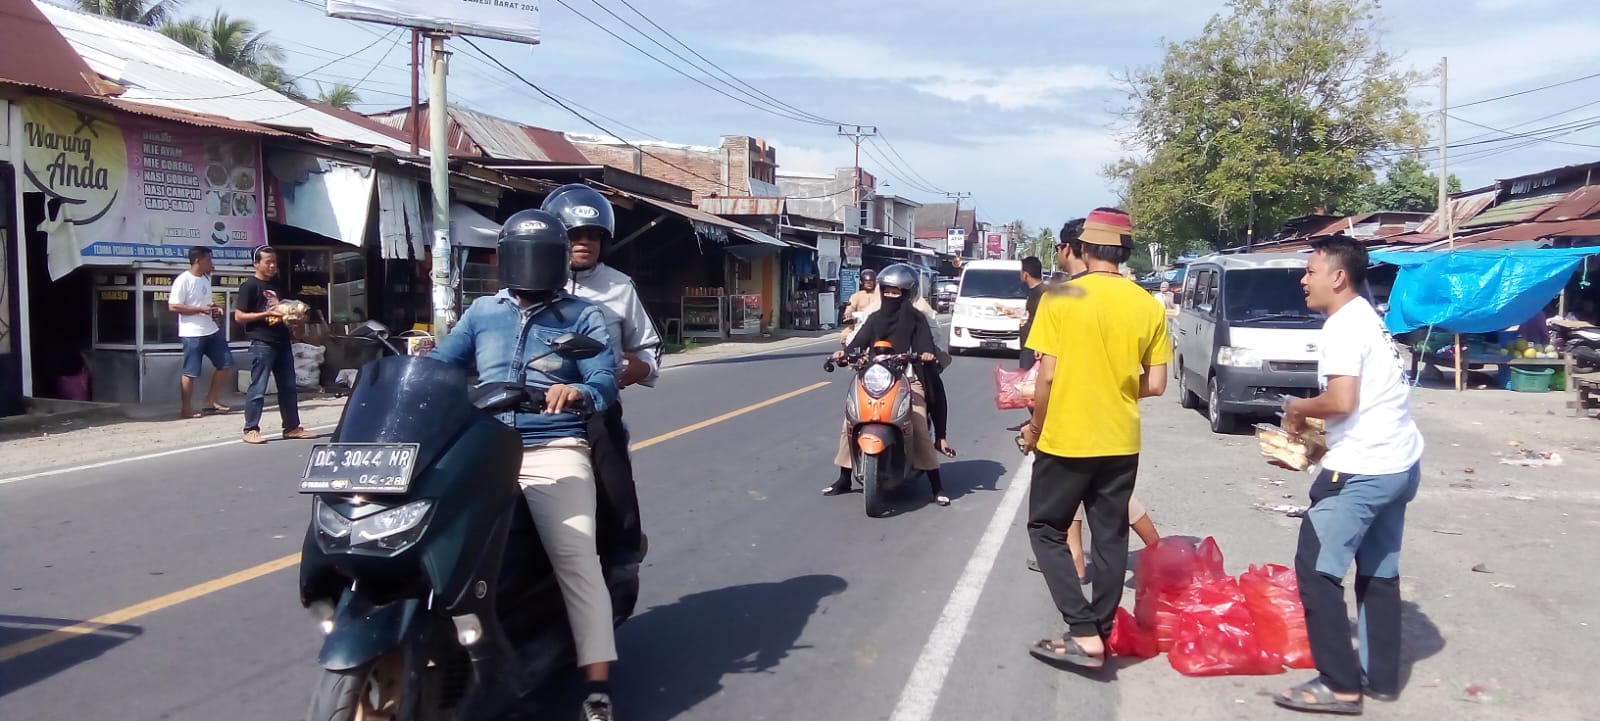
left=1273, top=679, right=1363, bottom=715
left=209, top=403, right=232, bottom=413
left=1028, top=636, right=1105, bottom=669
left=181, top=411, right=203, bottom=419
left=933, top=493, right=951, bottom=507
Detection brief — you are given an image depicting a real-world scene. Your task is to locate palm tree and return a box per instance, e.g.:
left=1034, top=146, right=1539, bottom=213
left=317, top=83, right=362, bottom=110
left=77, top=0, right=184, bottom=26
left=159, top=11, right=297, bottom=95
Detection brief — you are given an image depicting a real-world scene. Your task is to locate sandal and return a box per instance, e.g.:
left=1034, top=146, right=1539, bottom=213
left=821, top=482, right=853, bottom=496
left=1273, top=679, right=1363, bottom=715
left=933, top=493, right=951, bottom=507
left=1028, top=636, right=1105, bottom=669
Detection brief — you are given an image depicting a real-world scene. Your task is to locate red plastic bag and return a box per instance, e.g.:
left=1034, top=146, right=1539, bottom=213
left=993, top=364, right=1037, bottom=410
left=1107, top=607, right=1159, bottom=659
left=1168, top=578, right=1285, bottom=677
left=1240, top=563, right=1315, bottom=669
left=1134, top=536, right=1227, bottom=650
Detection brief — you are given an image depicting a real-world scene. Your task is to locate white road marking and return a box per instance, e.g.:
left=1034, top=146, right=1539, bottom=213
left=0, top=424, right=339, bottom=487
left=888, top=458, right=1033, bottom=721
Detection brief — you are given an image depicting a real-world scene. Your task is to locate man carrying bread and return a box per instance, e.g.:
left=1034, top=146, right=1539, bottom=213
left=1274, top=235, right=1424, bottom=715
left=235, top=245, right=316, bottom=445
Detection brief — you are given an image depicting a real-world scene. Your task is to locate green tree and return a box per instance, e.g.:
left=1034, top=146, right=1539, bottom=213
left=317, top=83, right=363, bottom=110
left=160, top=11, right=296, bottom=94
left=1350, top=155, right=1462, bottom=213
left=1107, top=0, right=1427, bottom=255
left=77, top=0, right=184, bottom=26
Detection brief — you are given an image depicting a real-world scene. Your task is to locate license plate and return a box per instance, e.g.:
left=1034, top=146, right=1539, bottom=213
left=300, top=443, right=420, bottom=494
left=982, top=340, right=1005, bottom=350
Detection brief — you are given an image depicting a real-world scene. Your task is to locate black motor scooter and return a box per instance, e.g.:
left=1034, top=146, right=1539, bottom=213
left=297, top=321, right=641, bottom=721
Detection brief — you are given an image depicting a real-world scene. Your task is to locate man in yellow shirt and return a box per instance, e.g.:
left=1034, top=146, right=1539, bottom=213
left=1020, top=207, right=1172, bottom=670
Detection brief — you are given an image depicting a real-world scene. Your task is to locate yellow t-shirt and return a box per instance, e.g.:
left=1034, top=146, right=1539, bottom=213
left=1026, top=274, right=1174, bottom=458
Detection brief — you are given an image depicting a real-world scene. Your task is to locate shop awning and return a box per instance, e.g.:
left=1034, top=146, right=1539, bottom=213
left=264, top=150, right=375, bottom=247
left=450, top=203, right=500, bottom=249
left=604, top=186, right=796, bottom=248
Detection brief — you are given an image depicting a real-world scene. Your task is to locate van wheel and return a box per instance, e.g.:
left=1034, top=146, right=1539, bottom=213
left=1177, top=363, right=1200, bottom=410
left=1207, top=376, right=1236, bottom=434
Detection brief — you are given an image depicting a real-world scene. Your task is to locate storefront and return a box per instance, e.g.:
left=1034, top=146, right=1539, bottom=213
left=1, top=98, right=25, bottom=414
left=17, top=96, right=274, bottom=404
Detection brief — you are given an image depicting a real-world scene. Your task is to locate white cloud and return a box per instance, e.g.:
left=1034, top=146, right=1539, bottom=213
left=768, top=139, right=849, bottom=176
left=732, top=34, right=1115, bottom=111
left=1406, top=22, right=1600, bottom=104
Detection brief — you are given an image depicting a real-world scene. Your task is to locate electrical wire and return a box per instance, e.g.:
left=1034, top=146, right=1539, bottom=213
left=873, top=133, right=949, bottom=195
left=859, top=142, right=944, bottom=196
left=136, top=27, right=401, bottom=102
left=1450, top=71, right=1600, bottom=110
left=1446, top=112, right=1600, bottom=150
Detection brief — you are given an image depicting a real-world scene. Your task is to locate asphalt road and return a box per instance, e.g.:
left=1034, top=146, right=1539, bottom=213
left=2, top=339, right=1596, bottom=721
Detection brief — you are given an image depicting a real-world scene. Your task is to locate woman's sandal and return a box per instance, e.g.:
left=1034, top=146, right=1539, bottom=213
left=1273, top=679, right=1363, bottom=715
left=1028, top=636, right=1105, bottom=669
left=933, top=493, right=951, bottom=506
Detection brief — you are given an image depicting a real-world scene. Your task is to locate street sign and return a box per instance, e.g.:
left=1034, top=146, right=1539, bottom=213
left=327, top=0, right=542, bottom=45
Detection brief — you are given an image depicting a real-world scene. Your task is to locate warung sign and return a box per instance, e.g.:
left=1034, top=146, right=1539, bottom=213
left=326, top=0, right=541, bottom=45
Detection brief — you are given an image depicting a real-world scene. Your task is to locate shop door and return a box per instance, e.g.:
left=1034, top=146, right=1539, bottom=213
left=23, top=193, right=93, bottom=400
left=1, top=164, right=22, bottom=414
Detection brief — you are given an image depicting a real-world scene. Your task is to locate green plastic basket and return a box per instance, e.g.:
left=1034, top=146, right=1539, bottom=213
left=1509, top=366, right=1555, bottom=393
left=1551, top=369, right=1567, bottom=391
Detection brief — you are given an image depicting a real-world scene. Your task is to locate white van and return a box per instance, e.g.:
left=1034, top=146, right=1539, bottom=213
left=948, top=259, right=1027, bottom=354
left=1174, top=254, right=1322, bottom=433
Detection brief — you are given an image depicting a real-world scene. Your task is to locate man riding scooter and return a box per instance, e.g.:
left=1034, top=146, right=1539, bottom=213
left=542, top=184, right=661, bottom=568
left=429, top=209, right=622, bottom=721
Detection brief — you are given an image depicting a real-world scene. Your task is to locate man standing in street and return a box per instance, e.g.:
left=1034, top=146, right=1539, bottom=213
left=169, top=246, right=233, bottom=419
left=234, top=246, right=314, bottom=445
left=1020, top=208, right=1170, bottom=670
left=1275, top=235, right=1424, bottom=715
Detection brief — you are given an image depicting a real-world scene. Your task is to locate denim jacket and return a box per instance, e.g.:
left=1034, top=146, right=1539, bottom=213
left=430, top=290, right=618, bottom=447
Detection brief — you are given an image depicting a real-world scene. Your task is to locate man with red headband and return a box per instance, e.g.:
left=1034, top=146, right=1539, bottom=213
left=1019, top=207, right=1172, bottom=670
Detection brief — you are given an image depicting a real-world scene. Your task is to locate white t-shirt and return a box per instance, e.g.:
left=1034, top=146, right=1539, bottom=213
left=1316, top=296, right=1424, bottom=475
left=170, top=270, right=220, bottom=338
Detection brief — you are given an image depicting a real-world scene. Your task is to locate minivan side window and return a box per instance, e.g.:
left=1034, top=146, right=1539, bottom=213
left=1202, top=270, right=1220, bottom=312
left=1183, top=271, right=1201, bottom=309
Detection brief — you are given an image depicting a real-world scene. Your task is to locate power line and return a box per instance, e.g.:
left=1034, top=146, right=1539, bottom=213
left=1450, top=71, right=1600, bottom=110
left=605, top=0, right=848, bottom=127
left=859, top=142, right=944, bottom=196
left=874, top=134, right=948, bottom=195
left=867, top=136, right=948, bottom=195
left=1446, top=112, right=1600, bottom=150
left=463, top=37, right=856, bottom=200
left=453, top=42, right=661, bottom=141
left=138, top=27, right=401, bottom=102
left=549, top=0, right=833, bottom=126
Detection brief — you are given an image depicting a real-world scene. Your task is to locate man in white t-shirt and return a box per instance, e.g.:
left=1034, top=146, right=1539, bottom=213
left=169, top=246, right=234, bottom=418
left=1274, top=235, right=1424, bottom=716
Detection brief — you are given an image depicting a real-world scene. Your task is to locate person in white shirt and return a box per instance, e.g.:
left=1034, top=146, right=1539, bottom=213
left=542, top=184, right=662, bottom=571
left=1275, top=235, right=1424, bottom=716
left=169, top=246, right=234, bottom=418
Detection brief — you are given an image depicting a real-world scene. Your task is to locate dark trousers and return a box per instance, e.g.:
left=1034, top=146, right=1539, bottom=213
left=243, top=340, right=300, bottom=433
left=588, top=403, right=643, bottom=562
left=1294, top=464, right=1420, bottom=696
left=1027, top=451, right=1138, bottom=638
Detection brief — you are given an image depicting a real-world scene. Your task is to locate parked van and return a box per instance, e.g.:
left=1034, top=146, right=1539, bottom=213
left=1174, top=254, right=1322, bottom=433
left=948, top=259, right=1026, bottom=354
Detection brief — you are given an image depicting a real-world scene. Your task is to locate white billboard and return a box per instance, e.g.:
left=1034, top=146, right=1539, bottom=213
left=945, top=228, right=966, bottom=255
left=327, top=0, right=541, bottom=45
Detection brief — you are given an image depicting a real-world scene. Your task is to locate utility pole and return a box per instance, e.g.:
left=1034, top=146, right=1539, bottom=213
left=837, top=125, right=878, bottom=228
left=428, top=34, right=453, bottom=335
left=1438, top=56, right=1463, bottom=391
left=408, top=29, right=421, bottom=155
left=946, top=191, right=971, bottom=256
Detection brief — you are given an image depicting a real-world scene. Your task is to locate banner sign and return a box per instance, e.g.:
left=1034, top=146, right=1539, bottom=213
left=327, top=0, right=542, bottom=45
left=946, top=228, right=966, bottom=254
left=21, top=98, right=266, bottom=270
left=987, top=233, right=1003, bottom=259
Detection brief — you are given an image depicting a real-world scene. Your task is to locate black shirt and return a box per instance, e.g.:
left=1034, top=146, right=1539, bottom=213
left=1020, top=282, right=1047, bottom=346
left=237, top=276, right=292, bottom=345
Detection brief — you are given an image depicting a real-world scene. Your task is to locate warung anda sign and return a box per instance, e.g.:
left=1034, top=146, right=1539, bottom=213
left=326, top=0, right=541, bottom=45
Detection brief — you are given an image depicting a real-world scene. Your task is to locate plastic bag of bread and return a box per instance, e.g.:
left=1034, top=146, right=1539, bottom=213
left=274, top=299, right=310, bottom=322
left=1255, top=424, right=1324, bottom=471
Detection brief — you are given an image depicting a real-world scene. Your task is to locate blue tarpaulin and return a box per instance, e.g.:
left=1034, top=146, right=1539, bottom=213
left=1371, top=248, right=1600, bottom=334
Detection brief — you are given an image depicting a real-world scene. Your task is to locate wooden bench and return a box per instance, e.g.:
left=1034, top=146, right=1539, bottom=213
left=1571, top=374, right=1600, bottom=418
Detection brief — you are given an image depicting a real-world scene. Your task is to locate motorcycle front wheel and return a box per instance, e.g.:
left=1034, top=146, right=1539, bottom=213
left=861, top=453, right=886, bottom=518
left=306, top=654, right=443, bottom=721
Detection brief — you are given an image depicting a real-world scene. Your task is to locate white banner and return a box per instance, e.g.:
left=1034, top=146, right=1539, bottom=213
left=327, top=0, right=541, bottom=45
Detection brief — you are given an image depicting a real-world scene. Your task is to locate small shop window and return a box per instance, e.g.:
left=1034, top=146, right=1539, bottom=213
left=96, top=287, right=137, bottom=345
left=461, top=249, right=499, bottom=304
left=330, top=250, right=367, bottom=323
left=143, top=289, right=182, bottom=345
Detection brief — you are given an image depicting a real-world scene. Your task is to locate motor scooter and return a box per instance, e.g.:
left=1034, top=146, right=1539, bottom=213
left=825, top=343, right=923, bottom=517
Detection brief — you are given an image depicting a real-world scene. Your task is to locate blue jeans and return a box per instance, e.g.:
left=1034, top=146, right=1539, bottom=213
left=243, top=341, right=301, bottom=433
left=1296, top=462, right=1422, bottom=696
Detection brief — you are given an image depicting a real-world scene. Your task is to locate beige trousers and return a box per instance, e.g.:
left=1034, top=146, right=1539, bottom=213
left=518, top=438, right=616, bottom=667
left=834, top=376, right=941, bottom=472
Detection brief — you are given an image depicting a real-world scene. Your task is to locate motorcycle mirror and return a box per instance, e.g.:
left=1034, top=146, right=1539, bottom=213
left=543, top=333, right=607, bottom=361
left=353, top=320, right=391, bottom=340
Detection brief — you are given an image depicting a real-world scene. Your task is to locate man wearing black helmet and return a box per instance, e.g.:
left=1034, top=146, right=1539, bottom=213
left=542, top=184, right=659, bottom=567
left=430, top=209, right=622, bottom=721
left=841, top=268, right=878, bottom=344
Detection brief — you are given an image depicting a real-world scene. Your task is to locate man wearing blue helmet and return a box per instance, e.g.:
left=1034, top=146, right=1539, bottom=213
left=541, top=184, right=659, bottom=568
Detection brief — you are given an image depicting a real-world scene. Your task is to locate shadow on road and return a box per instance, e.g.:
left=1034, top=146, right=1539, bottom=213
left=611, top=575, right=848, bottom=721
left=1398, top=601, right=1446, bottom=692
left=0, top=615, right=143, bottom=697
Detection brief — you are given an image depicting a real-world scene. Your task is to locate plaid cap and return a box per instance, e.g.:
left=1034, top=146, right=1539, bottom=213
left=1079, top=208, right=1134, bottom=248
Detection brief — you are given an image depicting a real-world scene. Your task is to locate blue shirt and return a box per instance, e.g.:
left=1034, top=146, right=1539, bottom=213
left=430, top=291, right=618, bottom=447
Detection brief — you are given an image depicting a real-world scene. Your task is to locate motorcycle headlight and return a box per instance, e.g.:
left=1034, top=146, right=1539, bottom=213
left=1217, top=346, right=1264, bottom=369
left=351, top=499, right=433, bottom=551
left=314, top=497, right=352, bottom=539
left=863, top=364, right=894, bottom=397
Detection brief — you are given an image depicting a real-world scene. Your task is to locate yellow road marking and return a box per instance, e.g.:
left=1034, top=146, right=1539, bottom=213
left=0, top=380, right=832, bottom=663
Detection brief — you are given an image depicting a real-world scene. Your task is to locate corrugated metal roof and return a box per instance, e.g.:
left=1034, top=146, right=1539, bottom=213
left=1459, top=191, right=1567, bottom=229
left=100, top=96, right=287, bottom=135
left=1450, top=219, right=1600, bottom=245
left=36, top=1, right=413, bottom=152
left=368, top=103, right=588, bottom=163
left=1418, top=189, right=1497, bottom=234
left=0, top=0, right=103, bottom=94
left=1534, top=185, right=1600, bottom=222
left=699, top=197, right=785, bottom=216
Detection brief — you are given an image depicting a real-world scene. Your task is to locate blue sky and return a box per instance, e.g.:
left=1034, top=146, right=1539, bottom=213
left=180, top=0, right=1600, bottom=231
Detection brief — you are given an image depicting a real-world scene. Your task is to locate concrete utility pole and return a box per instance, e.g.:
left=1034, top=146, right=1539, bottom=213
left=945, top=191, right=971, bottom=256
left=1437, top=56, right=1464, bottom=391
left=428, top=33, right=454, bottom=335
left=837, top=125, right=878, bottom=225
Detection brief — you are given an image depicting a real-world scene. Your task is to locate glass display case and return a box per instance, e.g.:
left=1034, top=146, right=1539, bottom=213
left=681, top=295, right=726, bottom=340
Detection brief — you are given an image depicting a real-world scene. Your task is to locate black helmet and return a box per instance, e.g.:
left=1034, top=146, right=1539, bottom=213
left=860, top=268, right=878, bottom=283
left=497, top=209, right=570, bottom=294
left=877, top=264, right=919, bottom=293
left=541, top=183, right=616, bottom=241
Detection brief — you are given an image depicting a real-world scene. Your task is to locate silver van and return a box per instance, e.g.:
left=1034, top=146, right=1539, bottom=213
left=1173, top=254, right=1322, bottom=433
